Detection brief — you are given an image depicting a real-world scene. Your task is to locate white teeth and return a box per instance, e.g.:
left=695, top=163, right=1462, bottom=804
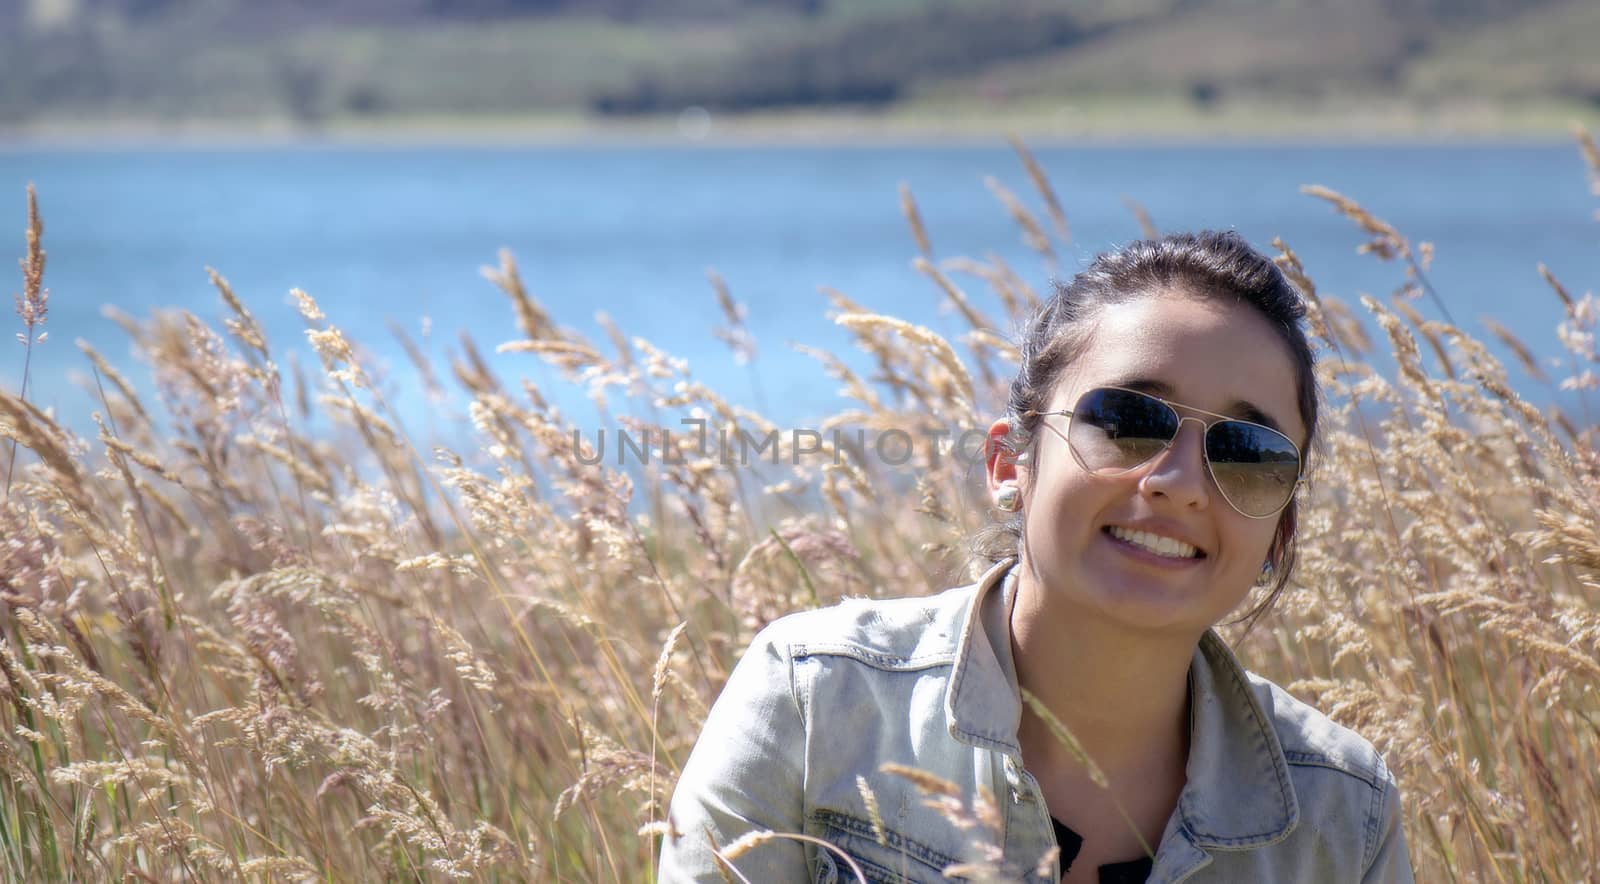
left=1108, top=526, right=1199, bottom=559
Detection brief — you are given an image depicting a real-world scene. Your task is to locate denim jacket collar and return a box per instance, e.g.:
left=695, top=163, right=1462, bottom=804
left=945, top=558, right=1299, bottom=849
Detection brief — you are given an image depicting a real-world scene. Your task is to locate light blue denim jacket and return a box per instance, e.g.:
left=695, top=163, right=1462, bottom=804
left=660, top=561, right=1413, bottom=883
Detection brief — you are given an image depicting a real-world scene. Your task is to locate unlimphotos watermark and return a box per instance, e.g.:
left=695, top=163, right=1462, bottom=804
left=570, top=418, right=1004, bottom=469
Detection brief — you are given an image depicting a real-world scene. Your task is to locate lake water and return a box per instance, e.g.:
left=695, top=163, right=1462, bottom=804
left=1, top=141, right=1594, bottom=445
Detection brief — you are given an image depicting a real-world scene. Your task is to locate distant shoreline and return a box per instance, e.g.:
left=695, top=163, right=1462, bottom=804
left=6, top=96, right=1598, bottom=149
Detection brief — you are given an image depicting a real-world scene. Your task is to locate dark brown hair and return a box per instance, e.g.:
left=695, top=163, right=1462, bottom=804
left=975, top=230, right=1319, bottom=625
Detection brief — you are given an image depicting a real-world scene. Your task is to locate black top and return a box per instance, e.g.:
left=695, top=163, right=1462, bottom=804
left=1051, top=816, right=1153, bottom=884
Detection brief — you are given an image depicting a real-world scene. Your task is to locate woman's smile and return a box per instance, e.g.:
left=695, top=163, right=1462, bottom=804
left=1102, top=524, right=1206, bottom=563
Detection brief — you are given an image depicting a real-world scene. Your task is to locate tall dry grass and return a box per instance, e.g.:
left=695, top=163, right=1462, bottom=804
left=1, top=136, right=1598, bottom=882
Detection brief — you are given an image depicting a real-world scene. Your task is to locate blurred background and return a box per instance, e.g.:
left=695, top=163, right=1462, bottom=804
left=3, top=0, right=1598, bottom=136
left=2, top=0, right=1598, bottom=438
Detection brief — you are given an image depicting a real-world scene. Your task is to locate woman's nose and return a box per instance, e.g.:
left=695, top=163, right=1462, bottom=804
left=1137, top=418, right=1212, bottom=510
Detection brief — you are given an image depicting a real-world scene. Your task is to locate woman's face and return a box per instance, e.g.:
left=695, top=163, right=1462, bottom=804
left=1011, top=290, right=1306, bottom=636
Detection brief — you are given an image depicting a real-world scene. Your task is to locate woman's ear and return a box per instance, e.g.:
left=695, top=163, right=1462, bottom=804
left=986, top=418, right=1022, bottom=494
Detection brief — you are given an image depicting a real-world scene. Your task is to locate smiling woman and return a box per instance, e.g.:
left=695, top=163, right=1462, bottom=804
left=658, top=231, right=1413, bottom=883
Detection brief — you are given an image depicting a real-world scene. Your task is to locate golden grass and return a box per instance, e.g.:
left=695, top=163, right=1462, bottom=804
left=2, top=137, right=1599, bottom=882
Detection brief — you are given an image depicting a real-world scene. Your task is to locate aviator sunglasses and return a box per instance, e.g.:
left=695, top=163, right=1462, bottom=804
left=1026, top=386, right=1305, bottom=519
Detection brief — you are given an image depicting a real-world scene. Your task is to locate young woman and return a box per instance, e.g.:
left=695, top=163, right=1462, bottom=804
left=659, top=232, right=1413, bottom=883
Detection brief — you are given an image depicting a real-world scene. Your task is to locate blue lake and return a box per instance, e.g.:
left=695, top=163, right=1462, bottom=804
left=1, top=141, right=1595, bottom=446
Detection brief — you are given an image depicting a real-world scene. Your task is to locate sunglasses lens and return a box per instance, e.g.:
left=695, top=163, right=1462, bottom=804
left=1204, top=422, right=1301, bottom=517
left=1067, top=387, right=1178, bottom=472
left=1065, top=387, right=1301, bottom=517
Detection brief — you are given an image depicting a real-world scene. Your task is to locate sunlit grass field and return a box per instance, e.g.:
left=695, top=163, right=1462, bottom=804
left=1, top=136, right=1598, bottom=881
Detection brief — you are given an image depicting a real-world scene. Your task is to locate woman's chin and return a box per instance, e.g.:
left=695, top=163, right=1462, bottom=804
left=1053, top=550, right=1247, bottom=636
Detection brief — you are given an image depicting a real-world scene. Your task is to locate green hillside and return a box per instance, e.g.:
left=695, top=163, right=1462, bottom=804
left=1, top=0, right=1595, bottom=136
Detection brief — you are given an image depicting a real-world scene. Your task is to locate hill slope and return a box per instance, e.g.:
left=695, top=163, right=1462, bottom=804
left=0, top=0, right=1593, bottom=134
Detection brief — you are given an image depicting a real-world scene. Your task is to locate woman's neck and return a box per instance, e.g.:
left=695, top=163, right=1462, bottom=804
left=1008, top=566, right=1196, bottom=785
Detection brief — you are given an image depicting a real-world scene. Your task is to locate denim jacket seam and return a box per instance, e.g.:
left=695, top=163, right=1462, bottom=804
left=1189, top=831, right=1284, bottom=850
left=1282, top=749, right=1382, bottom=791
left=786, top=639, right=813, bottom=855
left=946, top=588, right=989, bottom=746
left=768, top=637, right=818, bottom=880
left=808, top=808, right=961, bottom=873
left=791, top=643, right=955, bottom=671
left=1361, top=755, right=1390, bottom=869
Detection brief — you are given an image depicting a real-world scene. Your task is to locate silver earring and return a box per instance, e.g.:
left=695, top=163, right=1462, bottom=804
left=995, top=484, right=1021, bottom=512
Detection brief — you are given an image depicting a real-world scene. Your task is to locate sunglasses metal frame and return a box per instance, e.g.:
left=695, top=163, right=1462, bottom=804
left=1024, top=385, right=1305, bottom=519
